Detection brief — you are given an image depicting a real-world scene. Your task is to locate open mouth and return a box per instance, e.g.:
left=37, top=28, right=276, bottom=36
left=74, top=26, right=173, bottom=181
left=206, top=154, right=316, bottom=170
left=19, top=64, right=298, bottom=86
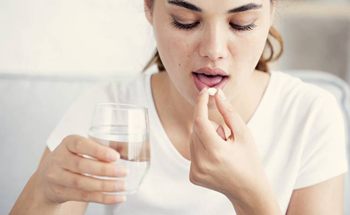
left=192, top=72, right=229, bottom=91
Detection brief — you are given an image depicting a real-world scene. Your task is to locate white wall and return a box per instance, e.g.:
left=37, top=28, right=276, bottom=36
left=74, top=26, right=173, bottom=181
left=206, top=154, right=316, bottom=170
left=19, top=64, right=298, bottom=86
left=0, top=0, right=156, bottom=76
left=273, top=1, right=350, bottom=82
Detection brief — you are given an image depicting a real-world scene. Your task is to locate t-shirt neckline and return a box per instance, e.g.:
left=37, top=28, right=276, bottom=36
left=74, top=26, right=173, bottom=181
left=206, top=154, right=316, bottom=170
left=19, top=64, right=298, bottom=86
left=246, top=71, right=274, bottom=128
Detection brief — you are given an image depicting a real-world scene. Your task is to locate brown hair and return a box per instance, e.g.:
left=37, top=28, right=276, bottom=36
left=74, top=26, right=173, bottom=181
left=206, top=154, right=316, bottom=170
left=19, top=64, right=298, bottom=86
left=256, top=26, right=284, bottom=72
left=143, top=1, right=284, bottom=73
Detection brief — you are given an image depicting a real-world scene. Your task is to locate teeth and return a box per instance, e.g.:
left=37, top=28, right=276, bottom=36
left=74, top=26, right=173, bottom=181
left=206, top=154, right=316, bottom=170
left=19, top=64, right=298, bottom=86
left=207, top=88, right=218, bottom=96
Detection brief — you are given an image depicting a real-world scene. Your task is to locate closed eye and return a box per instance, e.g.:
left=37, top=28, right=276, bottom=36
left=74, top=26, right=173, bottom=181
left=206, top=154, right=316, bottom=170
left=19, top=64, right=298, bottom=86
left=229, top=23, right=256, bottom=31
left=171, top=19, right=200, bottom=30
left=171, top=18, right=256, bottom=32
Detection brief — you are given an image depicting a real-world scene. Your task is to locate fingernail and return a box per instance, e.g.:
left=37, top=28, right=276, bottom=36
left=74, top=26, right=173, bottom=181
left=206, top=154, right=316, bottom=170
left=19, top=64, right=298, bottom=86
left=200, top=87, right=208, bottom=95
left=120, top=196, right=127, bottom=202
left=119, top=179, right=127, bottom=191
left=123, top=168, right=130, bottom=176
left=108, top=150, right=119, bottom=160
left=114, top=195, right=127, bottom=203
left=217, top=89, right=227, bottom=100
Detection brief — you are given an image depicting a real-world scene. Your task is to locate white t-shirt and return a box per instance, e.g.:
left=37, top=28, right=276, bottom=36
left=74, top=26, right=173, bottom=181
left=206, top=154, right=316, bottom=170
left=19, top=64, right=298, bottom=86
left=47, top=71, right=348, bottom=214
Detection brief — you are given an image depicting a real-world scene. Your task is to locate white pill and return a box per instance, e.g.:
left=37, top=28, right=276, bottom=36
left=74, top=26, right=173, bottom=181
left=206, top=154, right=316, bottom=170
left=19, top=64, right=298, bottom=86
left=207, top=88, right=218, bottom=96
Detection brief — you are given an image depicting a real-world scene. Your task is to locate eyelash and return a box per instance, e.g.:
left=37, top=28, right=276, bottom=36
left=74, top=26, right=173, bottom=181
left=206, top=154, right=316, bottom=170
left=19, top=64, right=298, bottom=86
left=171, top=19, right=256, bottom=32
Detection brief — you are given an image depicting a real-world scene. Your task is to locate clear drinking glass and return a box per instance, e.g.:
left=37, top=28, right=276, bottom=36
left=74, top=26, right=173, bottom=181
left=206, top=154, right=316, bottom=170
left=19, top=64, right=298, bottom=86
left=88, top=103, right=150, bottom=195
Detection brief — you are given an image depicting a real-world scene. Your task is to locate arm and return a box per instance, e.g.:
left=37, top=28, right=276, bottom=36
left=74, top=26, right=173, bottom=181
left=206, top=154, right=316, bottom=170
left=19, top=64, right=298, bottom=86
left=10, top=148, right=88, bottom=215
left=287, top=175, right=345, bottom=215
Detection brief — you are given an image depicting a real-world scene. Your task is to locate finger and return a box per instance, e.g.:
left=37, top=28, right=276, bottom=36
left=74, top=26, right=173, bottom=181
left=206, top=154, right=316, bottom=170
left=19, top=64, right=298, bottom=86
left=109, top=141, right=128, bottom=160
left=57, top=185, right=127, bottom=205
left=193, top=89, right=222, bottom=145
left=190, top=130, right=207, bottom=154
left=209, top=121, right=227, bottom=141
left=63, top=153, right=128, bottom=177
left=193, top=88, right=209, bottom=121
left=189, top=132, right=209, bottom=176
left=55, top=168, right=126, bottom=193
left=215, top=89, right=247, bottom=141
left=65, top=135, right=120, bottom=162
left=216, top=124, right=226, bottom=140
left=189, top=134, right=199, bottom=161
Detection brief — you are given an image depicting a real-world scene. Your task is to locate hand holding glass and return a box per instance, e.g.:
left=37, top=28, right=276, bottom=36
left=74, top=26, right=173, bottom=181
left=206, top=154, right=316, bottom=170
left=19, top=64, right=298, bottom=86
left=88, top=103, right=150, bottom=195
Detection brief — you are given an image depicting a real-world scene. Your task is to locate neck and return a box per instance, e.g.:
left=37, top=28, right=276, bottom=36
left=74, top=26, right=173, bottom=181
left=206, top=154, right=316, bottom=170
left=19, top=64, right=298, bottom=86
left=152, top=72, right=195, bottom=136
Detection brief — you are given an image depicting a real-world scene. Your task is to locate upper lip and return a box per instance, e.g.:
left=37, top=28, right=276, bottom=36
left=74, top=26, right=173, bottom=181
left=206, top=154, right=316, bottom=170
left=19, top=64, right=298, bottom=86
left=193, top=67, right=229, bottom=76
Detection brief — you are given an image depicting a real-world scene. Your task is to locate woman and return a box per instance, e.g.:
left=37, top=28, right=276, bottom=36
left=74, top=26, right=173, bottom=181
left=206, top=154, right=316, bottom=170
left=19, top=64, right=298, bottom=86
left=10, top=0, right=348, bottom=214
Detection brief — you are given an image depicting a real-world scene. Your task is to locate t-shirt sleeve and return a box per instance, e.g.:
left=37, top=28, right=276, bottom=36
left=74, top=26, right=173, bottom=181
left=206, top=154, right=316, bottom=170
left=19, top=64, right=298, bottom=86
left=46, top=83, right=113, bottom=151
left=294, top=92, right=349, bottom=189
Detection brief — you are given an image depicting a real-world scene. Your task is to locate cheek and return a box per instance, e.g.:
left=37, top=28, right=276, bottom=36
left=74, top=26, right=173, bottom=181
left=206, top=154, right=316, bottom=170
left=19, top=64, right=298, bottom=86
left=231, top=24, right=270, bottom=70
left=154, top=24, right=193, bottom=72
left=153, top=23, right=198, bottom=102
left=226, top=22, right=270, bottom=88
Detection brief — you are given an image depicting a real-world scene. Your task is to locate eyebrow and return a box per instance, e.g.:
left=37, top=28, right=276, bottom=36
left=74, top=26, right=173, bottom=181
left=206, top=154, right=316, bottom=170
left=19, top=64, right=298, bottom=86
left=168, top=0, right=262, bottom=13
left=168, top=0, right=201, bottom=12
left=228, top=3, right=262, bottom=13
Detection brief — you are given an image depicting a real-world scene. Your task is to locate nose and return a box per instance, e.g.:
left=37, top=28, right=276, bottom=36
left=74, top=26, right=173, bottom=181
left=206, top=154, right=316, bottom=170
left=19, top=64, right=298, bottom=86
left=198, top=23, right=228, bottom=62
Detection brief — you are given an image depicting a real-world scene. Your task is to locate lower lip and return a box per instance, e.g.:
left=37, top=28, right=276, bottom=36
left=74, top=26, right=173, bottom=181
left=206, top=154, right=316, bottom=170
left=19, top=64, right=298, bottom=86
left=192, top=73, right=229, bottom=92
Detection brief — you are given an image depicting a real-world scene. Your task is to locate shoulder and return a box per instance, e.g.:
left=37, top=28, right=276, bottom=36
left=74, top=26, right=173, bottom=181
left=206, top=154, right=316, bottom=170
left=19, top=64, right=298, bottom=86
left=270, top=71, right=339, bottom=111
left=271, top=71, right=334, bottom=98
left=268, top=71, right=345, bottom=136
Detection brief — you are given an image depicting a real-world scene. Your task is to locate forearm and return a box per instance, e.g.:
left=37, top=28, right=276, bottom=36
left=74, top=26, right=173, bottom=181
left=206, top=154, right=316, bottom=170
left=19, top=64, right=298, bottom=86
left=10, top=172, right=61, bottom=215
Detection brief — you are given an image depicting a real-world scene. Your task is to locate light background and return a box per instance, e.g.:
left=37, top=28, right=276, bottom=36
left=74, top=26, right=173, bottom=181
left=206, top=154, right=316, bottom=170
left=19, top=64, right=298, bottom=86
left=1, top=0, right=350, bottom=79
left=0, top=0, right=155, bottom=76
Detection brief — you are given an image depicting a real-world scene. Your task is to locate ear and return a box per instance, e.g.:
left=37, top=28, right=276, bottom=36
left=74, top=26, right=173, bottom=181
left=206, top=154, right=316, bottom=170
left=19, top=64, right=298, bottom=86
left=144, top=0, right=154, bottom=25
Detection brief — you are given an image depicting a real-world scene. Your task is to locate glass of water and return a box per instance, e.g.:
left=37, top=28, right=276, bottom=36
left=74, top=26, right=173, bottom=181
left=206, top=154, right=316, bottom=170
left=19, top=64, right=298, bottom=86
left=88, top=103, right=150, bottom=195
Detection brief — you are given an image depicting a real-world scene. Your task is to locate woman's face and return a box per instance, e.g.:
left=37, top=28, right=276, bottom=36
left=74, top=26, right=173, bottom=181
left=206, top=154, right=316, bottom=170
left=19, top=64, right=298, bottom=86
left=145, top=0, right=274, bottom=105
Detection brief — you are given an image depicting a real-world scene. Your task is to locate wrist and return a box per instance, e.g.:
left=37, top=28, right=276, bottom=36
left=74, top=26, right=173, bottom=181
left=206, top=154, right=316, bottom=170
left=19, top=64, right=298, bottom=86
left=226, top=182, right=282, bottom=215
left=10, top=172, right=61, bottom=215
left=231, top=193, right=281, bottom=215
left=32, top=171, right=61, bottom=209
